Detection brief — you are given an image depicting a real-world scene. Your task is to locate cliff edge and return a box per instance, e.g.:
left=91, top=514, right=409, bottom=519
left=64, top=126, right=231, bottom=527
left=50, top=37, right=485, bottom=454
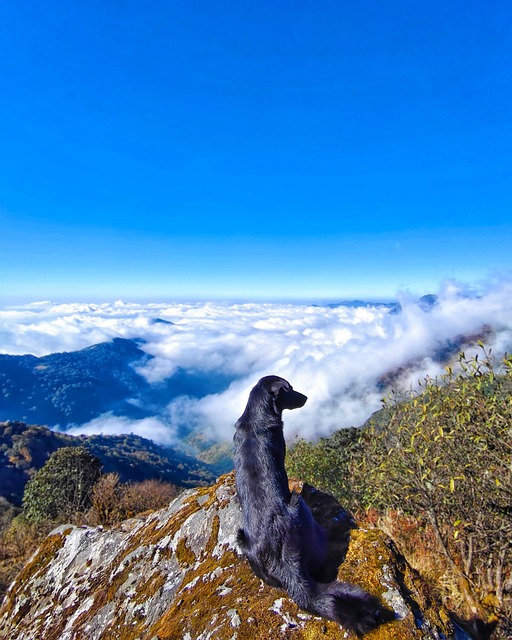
left=0, top=473, right=454, bottom=639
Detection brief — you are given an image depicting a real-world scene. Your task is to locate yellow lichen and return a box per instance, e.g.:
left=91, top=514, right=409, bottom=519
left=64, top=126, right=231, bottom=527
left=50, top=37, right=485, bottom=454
left=0, top=474, right=454, bottom=640
left=337, top=528, right=451, bottom=639
left=133, top=570, right=167, bottom=605
left=176, top=537, right=196, bottom=567
left=203, top=514, right=221, bottom=558
left=1, top=532, right=68, bottom=621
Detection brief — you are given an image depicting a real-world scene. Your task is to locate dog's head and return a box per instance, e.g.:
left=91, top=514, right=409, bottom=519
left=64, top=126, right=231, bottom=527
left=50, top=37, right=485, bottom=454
left=257, top=375, right=308, bottom=413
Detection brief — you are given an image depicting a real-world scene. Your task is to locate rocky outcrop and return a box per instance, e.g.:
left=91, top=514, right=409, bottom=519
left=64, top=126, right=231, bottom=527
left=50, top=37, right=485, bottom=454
left=0, top=473, right=455, bottom=639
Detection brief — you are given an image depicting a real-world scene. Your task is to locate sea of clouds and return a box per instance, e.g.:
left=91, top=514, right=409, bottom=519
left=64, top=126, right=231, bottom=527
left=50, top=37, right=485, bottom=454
left=1, top=278, right=512, bottom=445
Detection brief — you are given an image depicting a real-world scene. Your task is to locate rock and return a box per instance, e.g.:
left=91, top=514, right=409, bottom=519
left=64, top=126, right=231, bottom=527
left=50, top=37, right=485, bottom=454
left=0, top=473, right=454, bottom=639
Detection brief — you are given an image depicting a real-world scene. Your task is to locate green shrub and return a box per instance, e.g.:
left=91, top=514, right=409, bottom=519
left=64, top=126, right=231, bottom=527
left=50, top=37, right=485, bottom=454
left=288, top=347, right=512, bottom=629
left=287, top=427, right=363, bottom=506
left=360, top=348, right=512, bottom=621
left=22, top=446, right=101, bottom=522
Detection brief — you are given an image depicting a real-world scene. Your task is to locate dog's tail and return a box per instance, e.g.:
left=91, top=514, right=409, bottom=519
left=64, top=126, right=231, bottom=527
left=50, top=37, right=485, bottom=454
left=286, top=576, right=391, bottom=636
left=311, top=580, right=390, bottom=636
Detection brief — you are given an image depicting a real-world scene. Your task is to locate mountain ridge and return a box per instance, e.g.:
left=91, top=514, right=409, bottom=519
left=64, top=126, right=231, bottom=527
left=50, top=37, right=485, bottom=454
left=0, top=420, right=216, bottom=506
left=0, top=336, right=234, bottom=429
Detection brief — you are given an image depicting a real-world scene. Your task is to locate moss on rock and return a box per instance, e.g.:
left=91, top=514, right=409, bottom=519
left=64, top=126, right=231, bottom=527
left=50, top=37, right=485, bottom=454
left=0, top=474, right=452, bottom=640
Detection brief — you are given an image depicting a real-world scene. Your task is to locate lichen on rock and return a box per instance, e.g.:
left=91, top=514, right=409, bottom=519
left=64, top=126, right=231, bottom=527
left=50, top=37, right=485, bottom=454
left=0, top=473, right=453, bottom=639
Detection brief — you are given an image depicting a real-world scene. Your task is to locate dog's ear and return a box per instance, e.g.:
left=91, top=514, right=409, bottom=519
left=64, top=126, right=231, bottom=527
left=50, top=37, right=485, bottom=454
left=268, top=378, right=307, bottom=412
left=257, top=376, right=308, bottom=412
left=269, top=378, right=291, bottom=396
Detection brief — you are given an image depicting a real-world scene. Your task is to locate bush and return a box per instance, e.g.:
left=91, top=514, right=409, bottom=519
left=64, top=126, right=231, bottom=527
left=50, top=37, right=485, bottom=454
left=0, top=514, right=54, bottom=599
left=120, top=478, right=180, bottom=519
left=22, top=446, right=102, bottom=522
left=89, top=474, right=180, bottom=526
left=286, top=427, right=362, bottom=506
left=287, top=348, right=512, bottom=633
left=360, top=348, right=512, bottom=626
left=89, top=472, right=123, bottom=526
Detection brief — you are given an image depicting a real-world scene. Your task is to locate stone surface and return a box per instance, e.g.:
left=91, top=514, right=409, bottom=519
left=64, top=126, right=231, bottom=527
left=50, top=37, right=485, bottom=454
left=0, top=473, right=454, bottom=639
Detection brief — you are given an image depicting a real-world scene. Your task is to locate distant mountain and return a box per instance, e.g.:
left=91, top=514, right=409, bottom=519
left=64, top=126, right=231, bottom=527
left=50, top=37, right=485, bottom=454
left=0, top=338, right=150, bottom=426
left=319, top=300, right=402, bottom=314
left=151, top=317, right=175, bottom=325
left=0, top=421, right=216, bottom=506
left=319, top=295, right=445, bottom=314
left=185, top=430, right=234, bottom=475
left=0, top=337, right=233, bottom=430
left=418, top=294, right=439, bottom=311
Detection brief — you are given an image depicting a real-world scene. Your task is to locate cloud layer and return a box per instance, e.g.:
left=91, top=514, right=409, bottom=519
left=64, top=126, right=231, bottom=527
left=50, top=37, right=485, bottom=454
left=2, top=278, right=512, bottom=443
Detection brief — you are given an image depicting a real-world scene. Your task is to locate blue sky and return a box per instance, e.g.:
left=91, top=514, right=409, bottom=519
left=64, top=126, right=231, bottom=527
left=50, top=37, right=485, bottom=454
left=1, top=1, right=511, bottom=302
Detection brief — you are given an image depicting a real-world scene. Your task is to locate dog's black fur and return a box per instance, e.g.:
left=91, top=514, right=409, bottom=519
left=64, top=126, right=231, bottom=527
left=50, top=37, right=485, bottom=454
left=233, top=375, right=391, bottom=636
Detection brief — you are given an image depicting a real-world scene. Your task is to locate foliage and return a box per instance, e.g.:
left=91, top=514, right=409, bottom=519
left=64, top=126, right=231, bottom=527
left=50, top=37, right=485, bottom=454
left=88, top=473, right=181, bottom=526
left=120, top=478, right=180, bottom=518
left=286, top=427, right=362, bottom=505
left=0, top=512, right=55, bottom=600
left=360, top=349, right=512, bottom=620
left=22, top=446, right=102, bottom=522
left=287, top=348, right=512, bottom=634
left=88, top=472, right=123, bottom=526
left=0, top=497, right=20, bottom=532
left=0, top=420, right=215, bottom=506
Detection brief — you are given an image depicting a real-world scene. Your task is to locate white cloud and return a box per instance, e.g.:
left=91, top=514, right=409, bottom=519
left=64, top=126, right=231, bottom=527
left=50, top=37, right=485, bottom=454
left=1, top=278, right=512, bottom=444
left=65, top=413, right=178, bottom=445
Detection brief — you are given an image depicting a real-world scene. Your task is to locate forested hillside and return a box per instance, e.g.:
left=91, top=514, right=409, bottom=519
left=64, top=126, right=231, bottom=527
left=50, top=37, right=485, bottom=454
left=0, top=337, right=233, bottom=428
left=0, top=420, right=215, bottom=506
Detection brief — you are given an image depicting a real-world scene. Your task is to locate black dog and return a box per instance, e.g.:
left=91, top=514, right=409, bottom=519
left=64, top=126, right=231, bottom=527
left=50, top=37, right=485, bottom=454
left=233, top=375, right=389, bottom=636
